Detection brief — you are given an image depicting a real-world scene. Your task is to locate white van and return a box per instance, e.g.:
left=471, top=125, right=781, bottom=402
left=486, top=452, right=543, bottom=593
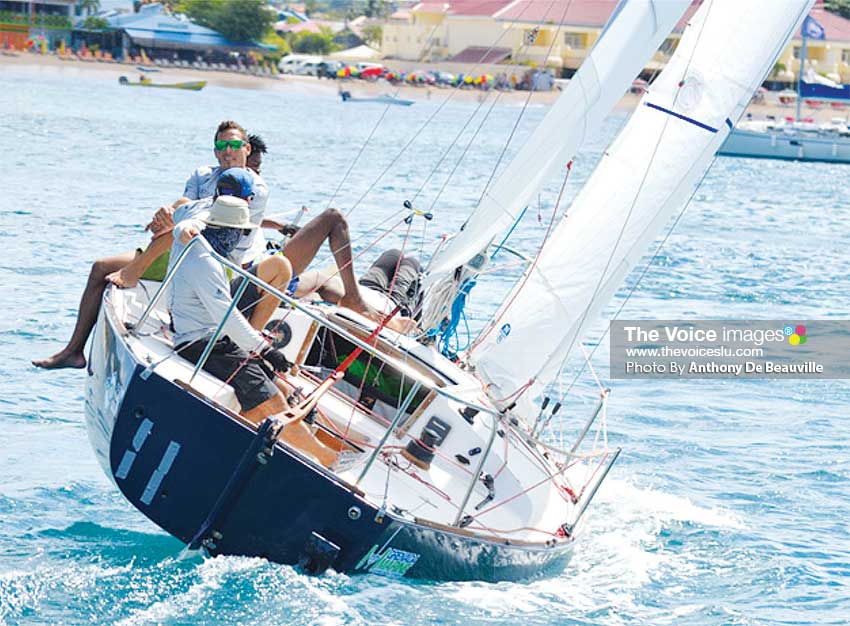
left=293, top=60, right=322, bottom=76
left=278, top=54, right=322, bottom=74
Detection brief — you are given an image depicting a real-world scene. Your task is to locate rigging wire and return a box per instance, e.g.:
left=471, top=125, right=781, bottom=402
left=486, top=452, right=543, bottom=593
left=341, top=0, right=542, bottom=219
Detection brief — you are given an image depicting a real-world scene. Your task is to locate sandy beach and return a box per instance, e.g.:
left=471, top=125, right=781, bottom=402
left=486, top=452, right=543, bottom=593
left=3, top=52, right=847, bottom=121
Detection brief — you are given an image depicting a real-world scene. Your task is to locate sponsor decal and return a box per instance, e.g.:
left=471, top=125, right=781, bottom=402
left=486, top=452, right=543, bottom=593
left=354, top=543, right=420, bottom=578
left=496, top=323, right=511, bottom=344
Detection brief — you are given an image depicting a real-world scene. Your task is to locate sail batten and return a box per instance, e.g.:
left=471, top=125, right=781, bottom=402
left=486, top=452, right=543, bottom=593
left=470, top=0, right=815, bottom=416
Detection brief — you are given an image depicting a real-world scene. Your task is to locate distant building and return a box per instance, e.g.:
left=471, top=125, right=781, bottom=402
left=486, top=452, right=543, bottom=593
left=0, top=0, right=74, bottom=49
left=103, top=3, right=263, bottom=62
left=381, top=0, right=850, bottom=83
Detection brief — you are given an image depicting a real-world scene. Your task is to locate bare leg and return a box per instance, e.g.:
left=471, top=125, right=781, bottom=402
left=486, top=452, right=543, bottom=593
left=281, top=208, right=379, bottom=319
left=294, top=268, right=344, bottom=303
left=243, top=392, right=336, bottom=467
left=248, top=255, right=292, bottom=331
left=106, top=232, right=173, bottom=289
left=33, top=251, right=136, bottom=369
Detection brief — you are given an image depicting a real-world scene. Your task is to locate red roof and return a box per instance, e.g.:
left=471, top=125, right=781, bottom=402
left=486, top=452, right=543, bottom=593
left=448, top=45, right=512, bottom=62
left=491, top=0, right=850, bottom=41
left=800, top=3, right=850, bottom=43
left=414, top=0, right=513, bottom=17
left=494, top=0, right=619, bottom=26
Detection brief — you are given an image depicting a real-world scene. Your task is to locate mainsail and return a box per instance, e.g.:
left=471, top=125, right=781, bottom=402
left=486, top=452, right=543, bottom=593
left=471, top=0, right=814, bottom=414
left=423, top=0, right=691, bottom=283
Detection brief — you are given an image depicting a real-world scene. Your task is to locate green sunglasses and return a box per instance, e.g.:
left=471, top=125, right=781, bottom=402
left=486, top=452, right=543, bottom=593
left=214, top=139, right=246, bottom=151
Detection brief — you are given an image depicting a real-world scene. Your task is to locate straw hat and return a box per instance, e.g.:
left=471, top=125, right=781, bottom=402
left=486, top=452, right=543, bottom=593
left=202, top=196, right=257, bottom=230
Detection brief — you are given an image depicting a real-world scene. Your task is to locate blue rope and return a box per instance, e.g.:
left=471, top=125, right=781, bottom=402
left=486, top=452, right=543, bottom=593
left=434, top=277, right=476, bottom=357
left=490, top=205, right=528, bottom=260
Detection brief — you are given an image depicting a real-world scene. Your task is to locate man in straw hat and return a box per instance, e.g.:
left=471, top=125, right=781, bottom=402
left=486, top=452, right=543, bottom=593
left=169, top=191, right=338, bottom=467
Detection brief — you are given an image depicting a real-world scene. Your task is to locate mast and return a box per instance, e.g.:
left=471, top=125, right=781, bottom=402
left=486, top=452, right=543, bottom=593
left=796, top=25, right=808, bottom=121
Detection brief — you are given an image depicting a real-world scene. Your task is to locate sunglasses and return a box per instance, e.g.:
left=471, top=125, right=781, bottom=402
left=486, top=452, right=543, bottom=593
left=214, top=139, right=246, bottom=151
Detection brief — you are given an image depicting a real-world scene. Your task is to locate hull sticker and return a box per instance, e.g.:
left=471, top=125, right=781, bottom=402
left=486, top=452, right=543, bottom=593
left=140, top=441, right=181, bottom=505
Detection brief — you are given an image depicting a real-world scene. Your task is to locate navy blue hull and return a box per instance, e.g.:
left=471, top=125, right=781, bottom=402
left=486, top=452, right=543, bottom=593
left=108, top=369, right=574, bottom=581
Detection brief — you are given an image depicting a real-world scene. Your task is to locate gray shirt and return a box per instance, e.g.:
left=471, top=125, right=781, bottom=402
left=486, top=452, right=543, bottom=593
left=168, top=219, right=267, bottom=353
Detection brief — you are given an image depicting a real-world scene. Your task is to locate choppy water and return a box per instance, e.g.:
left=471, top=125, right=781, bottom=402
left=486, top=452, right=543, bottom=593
left=2, top=66, right=848, bottom=626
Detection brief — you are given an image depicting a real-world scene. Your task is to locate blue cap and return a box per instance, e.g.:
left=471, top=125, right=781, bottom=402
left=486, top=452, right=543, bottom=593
left=216, top=168, right=255, bottom=200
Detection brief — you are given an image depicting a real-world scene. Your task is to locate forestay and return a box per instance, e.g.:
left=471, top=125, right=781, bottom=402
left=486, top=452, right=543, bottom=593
left=471, top=0, right=814, bottom=414
left=423, top=0, right=691, bottom=283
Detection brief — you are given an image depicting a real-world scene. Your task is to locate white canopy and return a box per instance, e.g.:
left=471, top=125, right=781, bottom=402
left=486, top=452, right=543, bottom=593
left=329, top=45, right=383, bottom=61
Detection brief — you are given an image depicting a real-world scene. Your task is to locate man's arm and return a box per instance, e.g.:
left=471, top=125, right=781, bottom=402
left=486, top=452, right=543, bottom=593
left=146, top=197, right=191, bottom=236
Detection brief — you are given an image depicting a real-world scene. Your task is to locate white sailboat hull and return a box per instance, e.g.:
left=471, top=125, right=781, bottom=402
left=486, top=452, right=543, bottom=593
left=718, top=127, right=850, bottom=163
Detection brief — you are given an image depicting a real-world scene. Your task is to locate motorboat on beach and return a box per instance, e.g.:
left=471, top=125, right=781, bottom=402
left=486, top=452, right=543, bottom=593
left=339, top=91, right=414, bottom=106
left=84, top=0, right=812, bottom=581
left=119, top=76, right=207, bottom=91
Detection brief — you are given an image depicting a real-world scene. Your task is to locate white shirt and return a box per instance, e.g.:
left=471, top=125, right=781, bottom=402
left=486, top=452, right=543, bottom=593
left=168, top=218, right=267, bottom=353
left=183, top=166, right=270, bottom=266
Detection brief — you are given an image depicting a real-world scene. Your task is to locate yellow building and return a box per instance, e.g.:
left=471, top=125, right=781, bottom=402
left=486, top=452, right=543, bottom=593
left=381, top=0, right=850, bottom=83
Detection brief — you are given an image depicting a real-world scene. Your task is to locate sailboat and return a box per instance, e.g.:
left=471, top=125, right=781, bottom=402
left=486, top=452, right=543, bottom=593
left=718, top=12, right=850, bottom=163
left=84, top=0, right=812, bottom=581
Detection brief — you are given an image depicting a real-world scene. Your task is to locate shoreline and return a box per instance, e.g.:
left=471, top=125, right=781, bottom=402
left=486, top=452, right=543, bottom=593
left=3, top=52, right=847, bottom=121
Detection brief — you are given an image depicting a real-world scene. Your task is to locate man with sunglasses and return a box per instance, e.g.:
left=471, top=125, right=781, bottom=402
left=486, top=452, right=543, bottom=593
left=33, top=122, right=274, bottom=370
left=34, top=120, right=385, bottom=369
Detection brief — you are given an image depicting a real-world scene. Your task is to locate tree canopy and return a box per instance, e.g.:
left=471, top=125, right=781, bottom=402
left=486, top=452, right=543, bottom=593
left=175, top=0, right=274, bottom=43
left=824, top=0, right=850, bottom=18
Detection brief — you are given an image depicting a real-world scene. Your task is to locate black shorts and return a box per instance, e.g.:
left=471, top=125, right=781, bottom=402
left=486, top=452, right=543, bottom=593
left=176, top=336, right=278, bottom=412
left=359, top=249, right=423, bottom=319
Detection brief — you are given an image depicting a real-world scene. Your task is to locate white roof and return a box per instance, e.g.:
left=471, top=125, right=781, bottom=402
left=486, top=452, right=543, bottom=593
left=328, top=44, right=383, bottom=61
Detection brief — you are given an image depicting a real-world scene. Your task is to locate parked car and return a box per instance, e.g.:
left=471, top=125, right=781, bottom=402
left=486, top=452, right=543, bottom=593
left=278, top=54, right=321, bottom=74
left=355, top=62, right=384, bottom=73
left=294, top=61, right=322, bottom=76
left=434, top=71, right=455, bottom=86
left=317, top=60, right=343, bottom=79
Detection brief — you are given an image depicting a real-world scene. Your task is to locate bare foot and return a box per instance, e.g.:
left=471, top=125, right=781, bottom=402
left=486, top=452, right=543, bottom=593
left=386, top=316, right=418, bottom=334
left=339, top=294, right=383, bottom=324
left=105, top=266, right=141, bottom=289
left=32, top=350, right=86, bottom=370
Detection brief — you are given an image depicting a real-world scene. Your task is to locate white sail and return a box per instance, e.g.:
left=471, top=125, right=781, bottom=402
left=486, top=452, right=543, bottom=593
left=471, top=0, right=814, bottom=414
left=423, top=0, right=691, bottom=283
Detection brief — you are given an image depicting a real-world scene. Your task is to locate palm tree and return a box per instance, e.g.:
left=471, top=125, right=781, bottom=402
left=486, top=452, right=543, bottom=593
left=78, top=0, right=101, bottom=17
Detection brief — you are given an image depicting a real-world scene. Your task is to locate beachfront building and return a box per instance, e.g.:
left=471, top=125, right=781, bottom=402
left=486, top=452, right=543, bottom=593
left=381, top=0, right=850, bottom=84
left=776, top=2, right=850, bottom=85
left=100, top=3, right=264, bottom=64
left=0, top=0, right=74, bottom=50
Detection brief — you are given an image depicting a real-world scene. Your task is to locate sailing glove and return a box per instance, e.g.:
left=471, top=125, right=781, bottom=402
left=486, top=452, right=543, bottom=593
left=279, top=223, right=301, bottom=237
left=260, top=346, right=291, bottom=373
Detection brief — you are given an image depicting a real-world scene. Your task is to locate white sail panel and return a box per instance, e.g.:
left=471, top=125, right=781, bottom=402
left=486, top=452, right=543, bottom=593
left=424, top=0, right=691, bottom=283
left=472, top=0, right=814, bottom=413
